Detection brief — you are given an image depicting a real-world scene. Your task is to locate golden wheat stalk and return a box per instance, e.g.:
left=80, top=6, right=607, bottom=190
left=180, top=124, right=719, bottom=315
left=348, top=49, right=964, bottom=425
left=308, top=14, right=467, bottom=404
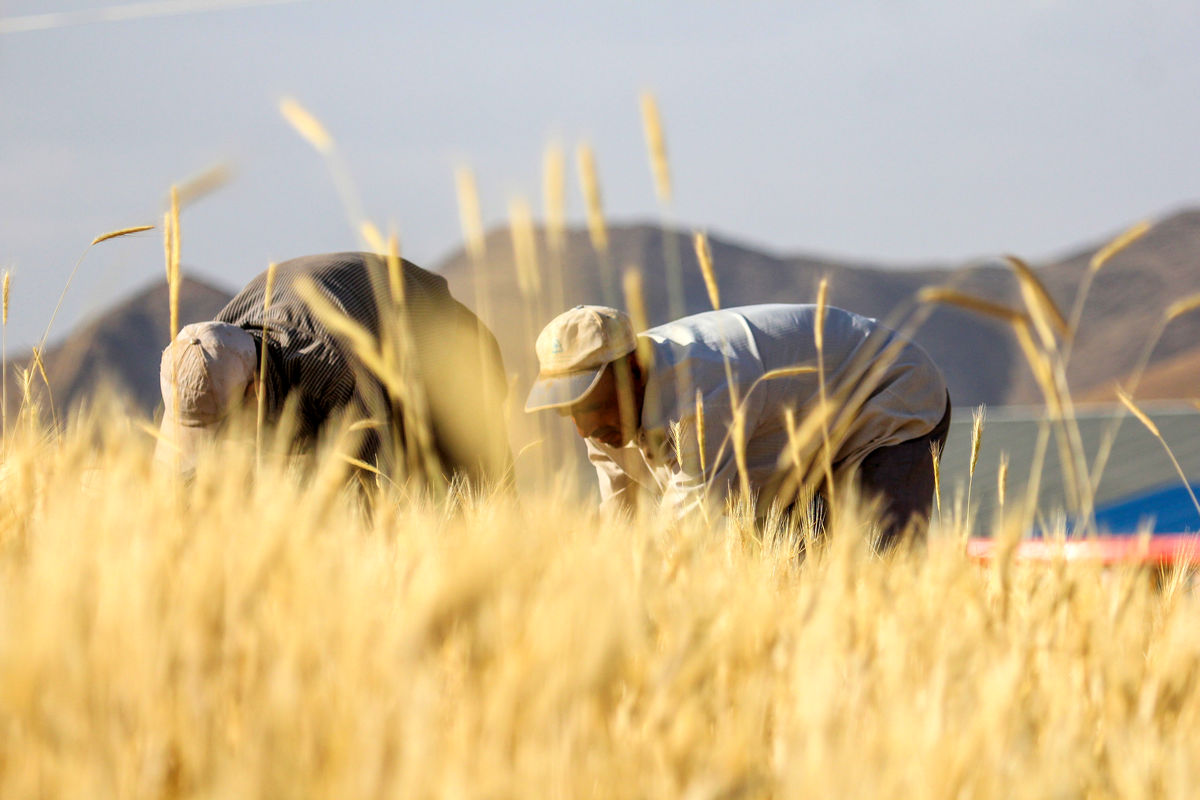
left=541, top=142, right=569, bottom=319
left=39, top=223, right=154, bottom=362
left=256, top=261, right=278, bottom=464
left=161, top=210, right=173, bottom=281
left=693, top=231, right=719, bottom=310
left=22, top=222, right=151, bottom=430
left=618, top=267, right=659, bottom=479
left=1091, top=219, right=1152, bottom=273
left=1086, top=295, right=1200, bottom=500
left=694, top=388, right=707, bottom=478
left=454, top=166, right=487, bottom=265
left=29, top=346, right=58, bottom=435
left=622, top=268, right=654, bottom=374
left=1116, top=389, right=1159, bottom=438
left=1117, top=389, right=1200, bottom=518
left=1004, top=255, right=1066, bottom=351
left=639, top=91, right=672, bottom=205
left=622, top=268, right=647, bottom=330
left=509, top=197, right=542, bottom=300
left=814, top=279, right=829, bottom=353
left=997, top=452, right=1009, bottom=511
left=542, top=143, right=567, bottom=256
left=295, top=273, right=444, bottom=492
left=637, top=95, right=685, bottom=321
left=91, top=225, right=154, bottom=246
left=378, top=235, right=439, bottom=488
left=1062, top=220, right=1154, bottom=370
left=385, top=234, right=405, bottom=308
left=360, top=221, right=386, bottom=254
left=964, top=405, right=985, bottom=535
left=1166, top=293, right=1200, bottom=322
left=1011, top=316, right=1089, bottom=515
left=917, top=287, right=1028, bottom=325
left=2, top=271, right=9, bottom=442
left=761, top=365, right=819, bottom=381
left=279, top=96, right=333, bottom=153
left=174, top=162, right=233, bottom=208
left=539, top=144, right=569, bottom=329
left=728, top=382, right=751, bottom=502
left=577, top=143, right=617, bottom=305
left=17, top=368, right=34, bottom=435
left=278, top=96, right=364, bottom=237
left=921, top=438, right=940, bottom=520
left=814, top=278, right=836, bottom=511
left=168, top=186, right=182, bottom=342
left=576, top=143, right=607, bottom=254
left=930, top=441, right=942, bottom=519
left=919, top=284, right=1069, bottom=524
left=760, top=295, right=942, bottom=512
left=969, top=406, right=985, bottom=477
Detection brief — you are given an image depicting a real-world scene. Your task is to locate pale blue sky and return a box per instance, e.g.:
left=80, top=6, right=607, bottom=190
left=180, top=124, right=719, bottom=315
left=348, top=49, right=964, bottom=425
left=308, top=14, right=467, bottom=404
left=1, top=0, right=1198, bottom=348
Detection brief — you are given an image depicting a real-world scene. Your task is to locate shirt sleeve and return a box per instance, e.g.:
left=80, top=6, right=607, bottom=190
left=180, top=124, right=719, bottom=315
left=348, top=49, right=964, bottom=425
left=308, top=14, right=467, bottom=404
left=654, top=414, right=737, bottom=520
left=650, top=375, right=763, bottom=520
left=585, top=439, right=656, bottom=519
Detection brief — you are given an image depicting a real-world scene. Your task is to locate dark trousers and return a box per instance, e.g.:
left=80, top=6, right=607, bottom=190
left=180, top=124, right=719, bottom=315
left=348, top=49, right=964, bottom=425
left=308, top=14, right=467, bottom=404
left=857, top=392, right=952, bottom=548
left=793, top=393, right=952, bottom=551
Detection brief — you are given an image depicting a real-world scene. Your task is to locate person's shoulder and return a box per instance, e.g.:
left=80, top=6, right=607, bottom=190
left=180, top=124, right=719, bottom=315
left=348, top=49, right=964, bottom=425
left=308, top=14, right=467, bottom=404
left=272, top=252, right=367, bottom=273
left=273, top=252, right=454, bottom=294
left=397, top=256, right=451, bottom=296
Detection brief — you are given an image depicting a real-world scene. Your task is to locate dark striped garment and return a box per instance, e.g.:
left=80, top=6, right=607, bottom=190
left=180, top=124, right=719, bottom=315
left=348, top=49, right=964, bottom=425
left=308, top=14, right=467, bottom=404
left=216, top=252, right=512, bottom=487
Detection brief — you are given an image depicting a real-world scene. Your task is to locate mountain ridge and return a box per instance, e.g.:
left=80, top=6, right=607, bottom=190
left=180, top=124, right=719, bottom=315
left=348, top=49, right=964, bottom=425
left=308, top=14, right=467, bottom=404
left=12, top=209, right=1200, bottom=427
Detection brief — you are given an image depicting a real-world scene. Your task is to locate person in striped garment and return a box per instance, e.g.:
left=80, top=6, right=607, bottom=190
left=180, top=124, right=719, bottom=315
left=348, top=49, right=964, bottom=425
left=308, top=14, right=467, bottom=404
left=155, top=252, right=513, bottom=491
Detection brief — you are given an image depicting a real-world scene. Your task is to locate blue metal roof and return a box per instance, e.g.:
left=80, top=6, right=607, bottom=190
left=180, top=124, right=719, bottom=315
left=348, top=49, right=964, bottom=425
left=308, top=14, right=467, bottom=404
left=1093, top=484, right=1200, bottom=535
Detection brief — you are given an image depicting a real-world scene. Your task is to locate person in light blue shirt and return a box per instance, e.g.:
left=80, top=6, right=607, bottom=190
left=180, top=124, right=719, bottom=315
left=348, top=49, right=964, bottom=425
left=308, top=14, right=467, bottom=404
left=525, top=304, right=951, bottom=546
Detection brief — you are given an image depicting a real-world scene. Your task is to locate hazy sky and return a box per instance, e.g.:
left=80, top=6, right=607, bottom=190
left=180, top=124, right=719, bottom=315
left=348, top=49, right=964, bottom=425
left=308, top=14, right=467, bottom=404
left=1, top=0, right=1198, bottom=348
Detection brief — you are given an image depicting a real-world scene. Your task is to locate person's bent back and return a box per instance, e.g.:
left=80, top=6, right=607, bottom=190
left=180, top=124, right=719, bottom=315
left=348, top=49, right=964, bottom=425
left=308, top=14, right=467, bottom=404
left=156, top=252, right=513, bottom=491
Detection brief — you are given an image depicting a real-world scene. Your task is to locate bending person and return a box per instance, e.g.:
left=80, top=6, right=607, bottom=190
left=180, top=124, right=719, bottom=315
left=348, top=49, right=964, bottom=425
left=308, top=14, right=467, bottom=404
left=155, top=252, right=513, bottom=491
left=525, top=304, right=949, bottom=546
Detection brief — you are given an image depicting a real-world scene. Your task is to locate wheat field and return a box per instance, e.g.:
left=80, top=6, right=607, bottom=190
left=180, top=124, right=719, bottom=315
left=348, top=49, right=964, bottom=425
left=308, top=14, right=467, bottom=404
left=0, top=407, right=1195, bottom=798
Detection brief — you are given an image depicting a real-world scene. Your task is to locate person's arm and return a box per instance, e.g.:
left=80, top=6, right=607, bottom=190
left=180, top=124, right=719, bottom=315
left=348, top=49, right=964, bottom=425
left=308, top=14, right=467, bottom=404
left=658, top=389, right=760, bottom=520
left=586, top=438, right=652, bottom=519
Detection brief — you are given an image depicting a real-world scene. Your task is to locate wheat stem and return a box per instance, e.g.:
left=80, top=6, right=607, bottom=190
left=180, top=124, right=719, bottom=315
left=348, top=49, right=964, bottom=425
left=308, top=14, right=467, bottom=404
left=1117, top=389, right=1200, bottom=519
left=576, top=143, right=616, bottom=306
left=256, top=262, right=278, bottom=468
left=693, top=231, right=719, bottom=310
left=2, top=271, right=9, bottom=442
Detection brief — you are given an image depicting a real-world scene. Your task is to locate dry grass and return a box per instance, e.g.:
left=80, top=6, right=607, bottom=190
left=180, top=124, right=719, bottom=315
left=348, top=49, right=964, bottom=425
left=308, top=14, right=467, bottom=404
left=0, top=414, right=1199, bottom=797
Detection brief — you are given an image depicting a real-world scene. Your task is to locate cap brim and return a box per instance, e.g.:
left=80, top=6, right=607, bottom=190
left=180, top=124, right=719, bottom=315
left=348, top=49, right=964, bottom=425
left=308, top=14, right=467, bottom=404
left=153, top=412, right=220, bottom=475
left=524, top=367, right=607, bottom=413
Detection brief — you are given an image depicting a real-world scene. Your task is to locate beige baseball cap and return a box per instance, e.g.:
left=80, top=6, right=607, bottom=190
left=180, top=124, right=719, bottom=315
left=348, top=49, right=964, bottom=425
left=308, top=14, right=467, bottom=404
left=154, top=321, right=258, bottom=471
left=524, top=305, right=637, bottom=412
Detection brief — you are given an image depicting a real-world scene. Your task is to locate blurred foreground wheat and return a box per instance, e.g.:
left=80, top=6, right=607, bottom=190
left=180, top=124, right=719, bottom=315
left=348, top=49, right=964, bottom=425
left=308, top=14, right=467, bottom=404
left=0, top=409, right=1196, bottom=798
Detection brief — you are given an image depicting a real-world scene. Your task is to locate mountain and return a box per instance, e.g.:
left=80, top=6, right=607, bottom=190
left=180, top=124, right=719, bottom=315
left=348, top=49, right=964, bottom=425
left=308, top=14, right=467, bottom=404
left=435, top=209, right=1200, bottom=410
left=8, top=275, right=233, bottom=421
left=1078, top=343, right=1200, bottom=404
left=1017, top=210, right=1200, bottom=404
left=12, top=209, right=1200, bottom=428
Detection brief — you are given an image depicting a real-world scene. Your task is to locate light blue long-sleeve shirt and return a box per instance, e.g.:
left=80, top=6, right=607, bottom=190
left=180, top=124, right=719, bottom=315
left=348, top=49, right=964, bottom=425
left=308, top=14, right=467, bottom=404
left=586, top=304, right=947, bottom=519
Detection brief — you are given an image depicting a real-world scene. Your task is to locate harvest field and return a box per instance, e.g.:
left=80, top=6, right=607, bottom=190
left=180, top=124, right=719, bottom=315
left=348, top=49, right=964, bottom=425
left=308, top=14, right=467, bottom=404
left=1, top=409, right=1200, bottom=798
left=2, top=99, right=1199, bottom=798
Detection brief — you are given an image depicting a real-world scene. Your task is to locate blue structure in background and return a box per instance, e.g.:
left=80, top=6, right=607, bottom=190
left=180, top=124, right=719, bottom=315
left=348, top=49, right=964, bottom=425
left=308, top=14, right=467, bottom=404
left=1092, top=484, right=1200, bottom=535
